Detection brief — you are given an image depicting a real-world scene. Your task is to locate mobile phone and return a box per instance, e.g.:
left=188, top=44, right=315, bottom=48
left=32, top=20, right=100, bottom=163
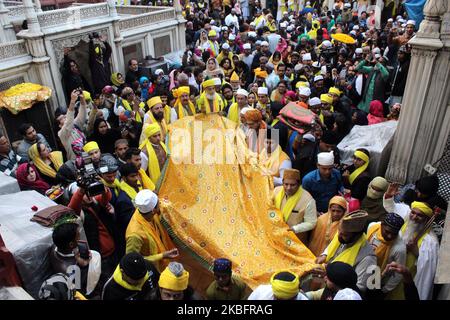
left=77, top=240, right=90, bottom=260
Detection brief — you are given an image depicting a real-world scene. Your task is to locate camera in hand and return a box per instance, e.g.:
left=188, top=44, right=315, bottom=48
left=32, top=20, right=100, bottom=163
left=75, top=152, right=104, bottom=197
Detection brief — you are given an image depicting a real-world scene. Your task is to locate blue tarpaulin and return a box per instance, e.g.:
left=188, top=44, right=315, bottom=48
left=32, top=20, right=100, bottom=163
left=404, top=0, right=427, bottom=29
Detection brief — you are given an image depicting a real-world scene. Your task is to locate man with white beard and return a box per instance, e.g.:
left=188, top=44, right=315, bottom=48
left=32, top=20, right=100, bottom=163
left=197, top=79, right=224, bottom=114
left=383, top=183, right=439, bottom=300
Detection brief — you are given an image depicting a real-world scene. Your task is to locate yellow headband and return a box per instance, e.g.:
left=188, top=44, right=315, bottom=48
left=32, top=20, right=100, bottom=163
left=411, top=201, right=433, bottom=217
left=144, top=123, right=161, bottom=138
left=147, top=96, right=162, bottom=109
left=202, top=79, right=216, bottom=88
left=320, top=94, right=333, bottom=104
left=296, top=81, right=310, bottom=88
left=83, top=141, right=99, bottom=153
left=270, top=271, right=299, bottom=299
left=158, top=267, right=189, bottom=291
left=329, top=87, right=341, bottom=96
left=354, top=150, right=369, bottom=163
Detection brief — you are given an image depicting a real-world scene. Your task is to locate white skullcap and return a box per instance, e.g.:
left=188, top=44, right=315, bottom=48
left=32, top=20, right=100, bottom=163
left=312, top=61, right=321, bottom=68
left=257, top=87, right=268, bottom=95
left=248, top=31, right=257, bottom=38
left=250, top=22, right=256, bottom=26
left=322, top=40, right=332, bottom=49
left=210, top=20, right=216, bottom=25
left=294, top=64, right=303, bottom=72
left=236, top=89, right=249, bottom=97
left=317, top=151, right=334, bottom=166
left=287, top=26, right=294, bottom=32
left=374, top=53, right=381, bottom=59
left=314, top=75, right=324, bottom=82
left=334, top=288, right=362, bottom=300
left=396, top=15, right=402, bottom=21
left=320, top=66, right=327, bottom=75
left=243, top=43, right=251, bottom=50
left=388, top=18, right=394, bottom=23
left=306, top=1, right=311, bottom=5
left=353, top=25, right=360, bottom=30
left=214, top=78, right=222, bottom=86
left=298, top=87, right=311, bottom=97
left=154, top=69, right=164, bottom=76
left=372, top=47, right=381, bottom=54
left=406, top=20, right=416, bottom=26
left=355, top=48, right=363, bottom=54
left=302, top=53, right=312, bottom=61
left=240, top=107, right=253, bottom=115
left=222, top=26, right=228, bottom=31
left=280, top=22, right=288, bottom=28
left=401, top=23, right=406, bottom=28
left=303, top=133, right=316, bottom=142
left=255, top=40, right=262, bottom=45
left=222, top=43, right=230, bottom=50
left=135, top=189, right=158, bottom=214
left=350, top=30, right=357, bottom=36
left=344, top=3, right=351, bottom=8
left=308, top=97, right=321, bottom=106
left=261, top=41, right=269, bottom=47
left=229, top=34, right=236, bottom=41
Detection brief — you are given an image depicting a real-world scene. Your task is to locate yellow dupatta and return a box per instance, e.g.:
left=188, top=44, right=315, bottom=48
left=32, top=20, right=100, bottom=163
left=163, top=105, right=171, bottom=124
left=261, top=146, right=289, bottom=175
left=133, top=209, right=175, bottom=270
left=367, top=223, right=393, bottom=270
left=102, top=178, right=121, bottom=197
left=112, top=265, right=150, bottom=291
left=139, top=139, right=168, bottom=185
left=275, top=186, right=304, bottom=222
left=349, top=150, right=369, bottom=185
left=227, top=103, right=240, bottom=123
left=122, top=99, right=143, bottom=123
left=120, top=180, right=141, bottom=200
left=28, top=144, right=63, bottom=178
left=139, top=168, right=156, bottom=191
left=208, top=40, right=218, bottom=57
left=325, top=233, right=367, bottom=266
left=145, top=111, right=167, bottom=141
left=175, top=101, right=196, bottom=119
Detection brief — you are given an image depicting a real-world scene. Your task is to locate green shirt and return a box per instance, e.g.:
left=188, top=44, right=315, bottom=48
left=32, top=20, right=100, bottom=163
left=206, top=276, right=249, bottom=300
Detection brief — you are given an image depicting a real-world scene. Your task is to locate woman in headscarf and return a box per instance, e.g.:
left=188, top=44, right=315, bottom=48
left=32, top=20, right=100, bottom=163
left=367, top=100, right=386, bottom=125
left=168, top=69, right=180, bottom=91
left=219, top=58, right=234, bottom=82
left=111, top=72, right=125, bottom=95
left=308, top=196, right=348, bottom=256
left=270, top=80, right=288, bottom=103
left=139, top=76, right=151, bottom=102
left=87, top=118, right=122, bottom=155
left=203, top=57, right=224, bottom=80
left=247, top=92, right=257, bottom=108
left=268, top=51, right=283, bottom=71
left=16, top=163, right=50, bottom=194
left=195, top=29, right=209, bottom=50
left=342, top=148, right=372, bottom=201
left=282, top=90, right=297, bottom=105
left=28, top=142, right=64, bottom=185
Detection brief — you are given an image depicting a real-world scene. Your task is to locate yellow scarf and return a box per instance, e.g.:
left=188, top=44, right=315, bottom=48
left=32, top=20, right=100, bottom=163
left=112, top=265, right=149, bottom=291
left=227, top=103, right=240, bottom=123
left=319, top=106, right=334, bottom=124
left=146, top=110, right=167, bottom=141
left=139, top=168, right=156, bottom=191
left=120, top=180, right=141, bottom=201
left=367, top=223, right=393, bottom=270
left=325, top=233, right=367, bottom=266
left=122, top=99, right=143, bottom=123
left=401, top=220, right=429, bottom=273
left=275, top=186, right=304, bottom=222
left=133, top=209, right=174, bottom=271
left=163, top=105, right=171, bottom=124
left=208, top=40, right=218, bottom=57
left=199, top=92, right=222, bottom=113
left=262, top=146, right=286, bottom=173
left=139, top=140, right=167, bottom=185
left=349, top=150, right=369, bottom=185
left=28, top=144, right=63, bottom=178
left=271, top=118, right=280, bottom=127
left=102, top=178, right=121, bottom=197
left=175, top=101, right=196, bottom=119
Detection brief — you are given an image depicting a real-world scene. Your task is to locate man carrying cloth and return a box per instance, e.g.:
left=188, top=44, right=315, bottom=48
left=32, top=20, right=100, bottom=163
left=125, top=189, right=178, bottom=272
left=227, top=89, right=250, bottom=123
left=139, top=123, right=168, bottom=186
left=273, top=168, right=317, bottom=243
left=197, top=79, right=225, bottom=114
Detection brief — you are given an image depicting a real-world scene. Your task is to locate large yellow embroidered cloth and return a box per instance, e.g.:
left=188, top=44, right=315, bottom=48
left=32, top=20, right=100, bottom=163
left=158, top=113, right=316, bottom=289
left=0, top=83, right=52, bottom=115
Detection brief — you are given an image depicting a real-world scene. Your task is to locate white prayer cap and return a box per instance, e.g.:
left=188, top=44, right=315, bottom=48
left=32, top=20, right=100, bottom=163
left=222, top=26, right=228, bottom=31
left=308, top=97, right=321, bottom=106
left=398, top=18, right=405, bottom=24
left=353, top=25, right=359, bottom=31
left=210, top=19, right=216, bottom=25
left=306, top=1, right=311, bottom=5
left=298, top=87, right=311, bottom=97
left=396, top=15, right=402, bottom=21
left=302, top=53, right=312, bottom=61
left=236, top=89, right=249, bottom=97
left=248, top=31, right=257, bottom=38
left=214, top=78, right=222, bottom=86
left=222, top=43, right=230, bottom=50
left=401, top=23, right=406, bottom=28
left=250, top=22, right=256, bottom=26
left=243, top=43, right=251, bottom=50
left=344, top=3, right=351, bottom=8
left=280, top=22, right=288, bottom=28
left=135, top=189, right=158, bottom=214
left=322, top=40, right=332, bottom=49
left=372, top=47, right=381, bottom=54
left=154, top=69, right=164, bottom=76
left=321, top=66, right=327, bottom=75
left=388, top=18, right=394, bottom=23
left=261, top=41, right=269, bottom=47
left=317, top=151, right=334, bottom=166
left=314, top=75, right=324, bottom=82
left=287, top=25, right=294, bottom=32
left=240, top=107, right=253, bottom=115
left=374, top=53, right=381, bottom=59
left=257, top=87, right=268, bottom=95
left=255, top=40, right=262, bottom=46
left=312, top=61, right=321, bottom=68
left=406, top=20, right=416, bottom=26
left=355, top=48, right=363, bottom=54
left=334, top=288, right=362, bottom=300
left=283, top=11, right=289, bottom=16
left=350, top=30, right=357, bottom=36
left=229, top=34, right=236, bottom=41
left=294, top=64, right=303, bottom=72
left=303, top=133, right=316, bottom=142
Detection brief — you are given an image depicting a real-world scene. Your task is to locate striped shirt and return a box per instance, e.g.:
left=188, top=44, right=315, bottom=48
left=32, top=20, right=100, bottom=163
left=0, top=150, right=21, bottom=178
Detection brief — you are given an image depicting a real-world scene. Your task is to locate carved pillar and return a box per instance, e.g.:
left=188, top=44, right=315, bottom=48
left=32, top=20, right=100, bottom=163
left=34, top=0, right=42, bottom=13
left=0, top=0, right=16, bottom=42
left=108, top=0, right=124, bottom=73
left=386, top=0, right=448, bottom=184
left=175, top=0, right=186, bottom=51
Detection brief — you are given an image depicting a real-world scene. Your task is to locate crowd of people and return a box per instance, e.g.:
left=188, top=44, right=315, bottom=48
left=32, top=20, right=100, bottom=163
left=0, top=0, right=447, bottom=301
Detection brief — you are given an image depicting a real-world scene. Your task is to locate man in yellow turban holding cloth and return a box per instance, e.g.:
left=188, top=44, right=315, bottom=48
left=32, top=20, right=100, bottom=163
left=139, top=123, right=167, bottom=185
left=383, top=183, right=439, bottom=300
left=248, top=270, right=309, bottom=300
left=172, top=86, right=196, bottom=120
left=273, top=168, right=317, bottom=244
left=197, top=79, right=225, bottom=114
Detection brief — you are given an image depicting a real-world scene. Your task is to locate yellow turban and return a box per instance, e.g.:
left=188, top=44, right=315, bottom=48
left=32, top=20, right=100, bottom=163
left=208, top=30, right=217, bottom=37
left=411, top=201, right=433, bottom=217
left=270, top=271, right=300, bottom=299
left=173, top=86, right=190, bottom=98
left=320, top=94, right=333, bottom=104
left=202, top=79, right=216, bottom=89
left=83, top=91, right=92, bottom=102
left=158, top=265, right=189, bottom=291
left=147, top=96, right=162, bottom=109
left=144, top=123, right=161, bottom=138
left=255, top=69, right=268, bottom=79
left=230, top=71, right=239, bottom=82
left=296, top=81, right=310, bottom=88
left=329, top=87, right=342, bottom=96
left=83, top=141, right=99, bottom=153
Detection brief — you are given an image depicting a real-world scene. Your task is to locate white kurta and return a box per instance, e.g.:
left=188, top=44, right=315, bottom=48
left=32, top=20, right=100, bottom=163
left=248, top=284, right=309, bottom=300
